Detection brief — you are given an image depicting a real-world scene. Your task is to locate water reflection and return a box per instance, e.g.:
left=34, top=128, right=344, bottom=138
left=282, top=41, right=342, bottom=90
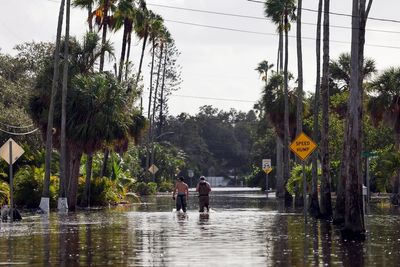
left=0, top=192, right=399, bottom=266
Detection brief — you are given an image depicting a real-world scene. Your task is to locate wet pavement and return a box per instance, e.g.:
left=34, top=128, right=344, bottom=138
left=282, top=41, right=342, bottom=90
left=1, top=190, right=400, bottom=266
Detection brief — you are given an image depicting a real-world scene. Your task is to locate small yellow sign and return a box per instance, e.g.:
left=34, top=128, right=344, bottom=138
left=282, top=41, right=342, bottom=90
left=264, top=167, right=272, bottom=174
left=289, top=132, right=317, bottom=161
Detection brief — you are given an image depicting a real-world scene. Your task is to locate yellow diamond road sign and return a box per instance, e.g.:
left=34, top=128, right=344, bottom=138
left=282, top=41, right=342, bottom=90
left=290, top=132, right=317, bottom=161
left=262, top=159, right=272, bottom=174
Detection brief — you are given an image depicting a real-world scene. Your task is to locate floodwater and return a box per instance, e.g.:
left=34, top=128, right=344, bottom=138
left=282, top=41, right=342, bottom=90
left=1, top=189, right=400, bottom=266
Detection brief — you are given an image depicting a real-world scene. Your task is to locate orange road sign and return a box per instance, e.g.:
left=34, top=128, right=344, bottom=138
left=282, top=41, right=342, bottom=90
left=289, top=132, right=317, bottom=161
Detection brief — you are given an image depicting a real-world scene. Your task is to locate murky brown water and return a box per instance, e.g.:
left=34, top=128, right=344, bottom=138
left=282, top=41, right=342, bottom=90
left=1, top=190, right=400, bottom=266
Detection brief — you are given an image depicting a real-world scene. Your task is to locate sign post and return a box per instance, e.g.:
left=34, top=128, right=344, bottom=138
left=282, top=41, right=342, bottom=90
left=262, top=159, right=272, bottom=198
left=289, top=133, right=317, bottom=220
left=0, top=138, right=25, bottom=222
left=188, top=170, right=194, bottom=187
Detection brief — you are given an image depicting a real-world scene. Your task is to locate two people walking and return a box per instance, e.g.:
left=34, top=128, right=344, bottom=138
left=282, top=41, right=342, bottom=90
left=172, top=176, right=212, bottom=213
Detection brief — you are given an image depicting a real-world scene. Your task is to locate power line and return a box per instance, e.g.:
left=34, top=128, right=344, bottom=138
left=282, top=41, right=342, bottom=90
left=0, top=127, right=39, bottom=136
left=0, top=121, right=34, bottom=129
left=142, top=90, right=256, bottom=103
left=247, top=0, right=400, bottom=24
left=165, top=19, right=400, bottom=50
left=148, top=3, right=400, bottom=35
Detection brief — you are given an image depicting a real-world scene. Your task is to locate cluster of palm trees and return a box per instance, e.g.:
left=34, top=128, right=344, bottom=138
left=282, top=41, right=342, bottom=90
left=257, top=0, right=378, bottom=239
left=37, top=0, right=175, bottom=211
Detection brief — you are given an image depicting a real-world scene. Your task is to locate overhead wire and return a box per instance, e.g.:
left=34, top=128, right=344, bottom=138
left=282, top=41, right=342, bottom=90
left=148, top=3, right=400, bottom=35
left=246, top=0, right=400, bottom=24
left=164, top=19, right=400, bottom=50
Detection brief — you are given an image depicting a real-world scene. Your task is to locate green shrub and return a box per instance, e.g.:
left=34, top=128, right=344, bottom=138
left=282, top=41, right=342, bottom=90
left=133, top=182, right=157, bottom=196
left=158, top=180, right=173, bottom=192
left=0, top=181, right=10, bottom=206
left=14, top=166, right=58, bottom=208
left=77, top=177, right=124, bottom=206
left=287, top=164, right=320, bottom=195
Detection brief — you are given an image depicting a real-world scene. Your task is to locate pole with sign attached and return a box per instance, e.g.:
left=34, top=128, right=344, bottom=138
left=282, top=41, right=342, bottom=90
left=0, top=138, right=25, bottom=222
left=289, top=133, right=317, bottom=220
left=262, top=159, right=272, bottom=198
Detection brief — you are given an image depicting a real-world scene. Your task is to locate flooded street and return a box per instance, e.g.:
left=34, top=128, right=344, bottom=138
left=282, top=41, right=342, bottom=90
left=1, top=190, right=400, bottom=266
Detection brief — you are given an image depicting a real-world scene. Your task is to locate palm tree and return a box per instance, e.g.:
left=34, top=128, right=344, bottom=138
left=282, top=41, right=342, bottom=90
left=264, top=0, right=296, bottom=205
left=72, top=0, right=95, bottom=32
left=368, top=67, right=400, bottom=196
left=39, top=0, right=66, bottom=213
left=255, top=60, right=274, bottom=82
left=113, top=0, right=137, bottom=81
left=59, top=0, right=71, bottom=212
left=296, top=0, right=303, bottom=138
left=310, top=0, right=322, bottom=218
left=320, top=0, right=332, bottom=219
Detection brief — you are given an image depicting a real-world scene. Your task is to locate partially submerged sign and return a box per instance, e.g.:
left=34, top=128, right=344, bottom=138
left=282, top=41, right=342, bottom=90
left=0, top=138, right=24, bottom=165
left=289, top=133, right=317, bottom=161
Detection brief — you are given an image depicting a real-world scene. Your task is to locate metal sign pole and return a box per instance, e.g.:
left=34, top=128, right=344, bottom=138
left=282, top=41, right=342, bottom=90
left=266, top=172, right=269, bottom=198
left=302, top=161, right=307, bottom=223
left=9, top=140, right=13, bottom=222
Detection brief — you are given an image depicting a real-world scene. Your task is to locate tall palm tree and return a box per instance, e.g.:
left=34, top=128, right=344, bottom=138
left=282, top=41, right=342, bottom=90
left=59, top=0, right=71, bottom=212
left=310, top=0, right=322, bottom=218
left=265, top=0, right=296, bottom=205
left=39, top=0, right=66, bottom=213
left=320, top=0, right=332, bottom=219
left=113, top=0, right=136, bottom=81
left=368, top=67, right=400, bottom=196
left=296, top=0, right=303, bottom=138
left=331, top=52, right=375, bottom=224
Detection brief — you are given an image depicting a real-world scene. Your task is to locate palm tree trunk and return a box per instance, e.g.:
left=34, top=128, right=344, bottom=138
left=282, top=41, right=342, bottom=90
left=310, top=0, right=323, bottom=218
left=283, top=14, right=292, bottom=206
left=88, top=6, right=93, bottom=32
left=39, top=0, right=65, bottom=213
left=276, top=136, right=284, bottom=197
left=320, top=0, right=332, bottom=219
left=125, top=29, right=133, bottom=82
left=279, top=25, right=283, bottom=72
left=343, top=0, right=365, bottom=239
left=158, top=44, right=168, bottom=136
left=118, top=22, right=129, bottom=82
left=67, top=147, right=83, bottom=211
left=58, top=0, right=70, bottom=212
left=81, top=153, right=93, bottom=207
left=145, top=40, right=156, bottom=172
left=136, top=32, right=148, bottom=87
left=99, top=0, right=109, bottom=72
left=294, top=0, right=304, bottom=207
left=100, top=148, right=109, bottom=178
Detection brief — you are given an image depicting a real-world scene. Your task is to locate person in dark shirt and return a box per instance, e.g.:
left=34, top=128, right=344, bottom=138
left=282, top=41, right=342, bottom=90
left=196, top=176, right=212, bottom=212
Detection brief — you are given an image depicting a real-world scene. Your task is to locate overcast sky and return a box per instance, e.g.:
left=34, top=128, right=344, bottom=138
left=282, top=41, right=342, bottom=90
left=1, top=0, right=400, bottom=116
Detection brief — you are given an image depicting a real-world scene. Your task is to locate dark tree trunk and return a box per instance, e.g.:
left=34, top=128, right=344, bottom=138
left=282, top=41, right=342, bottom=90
left=342, top=0, right=365, bottom=239
left=99, top=0, right=109, bottom=72
left=41, top=0, right=65, bottom=211
left=81, top=153, right=93, bottom=207
left=310, top=0, right=323, bottom=218
left=100, top=148, right=109, bottom=178
left=145, top=40, right=156, bottom=171
left=136, top=31, right=148, bottom=87
left=125, top=29, right=133, bottom=82
left=67, top=147, right=83, bottom=211
left=59, top=0, right=70, bottom=204
left=320, top=0, right=332, bottom=219
left=118, top=21, right=129, bottom=82
left=283, top=14, right=293, bottom=206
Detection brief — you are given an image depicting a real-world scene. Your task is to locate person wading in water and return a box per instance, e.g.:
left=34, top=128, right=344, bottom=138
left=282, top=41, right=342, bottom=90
left=172, top=176, right=189, bottom=212
left=196, top=176, right=212, bottom=212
